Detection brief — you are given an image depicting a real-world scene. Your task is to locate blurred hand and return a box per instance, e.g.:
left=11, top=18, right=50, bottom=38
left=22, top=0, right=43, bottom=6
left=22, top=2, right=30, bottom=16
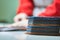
left=14, top=13, right=28, bottom=23
left=8, top=13, right=28, bottom=28
left=10, top=19, right=28, bottom=28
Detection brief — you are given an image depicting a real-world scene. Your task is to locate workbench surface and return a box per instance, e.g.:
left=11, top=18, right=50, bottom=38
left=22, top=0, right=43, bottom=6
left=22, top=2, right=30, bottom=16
left=0, top=31, right=60, bottom=40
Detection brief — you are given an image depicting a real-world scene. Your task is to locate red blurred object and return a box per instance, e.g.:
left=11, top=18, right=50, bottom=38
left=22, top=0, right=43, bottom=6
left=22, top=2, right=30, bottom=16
left=38, top=0, right=60, bottom=17
left=16, top=0, right=34, bottom=16
left=17, top=0, right=60, bottom=17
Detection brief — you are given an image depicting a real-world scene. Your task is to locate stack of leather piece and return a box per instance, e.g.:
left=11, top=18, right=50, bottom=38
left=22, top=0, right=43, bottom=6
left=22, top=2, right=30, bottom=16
left=26, top=17, right=60, bottom=36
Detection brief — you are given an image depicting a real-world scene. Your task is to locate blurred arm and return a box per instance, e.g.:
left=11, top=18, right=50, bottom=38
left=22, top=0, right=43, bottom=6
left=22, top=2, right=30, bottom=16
left=16, top=0, right=34, bottom=16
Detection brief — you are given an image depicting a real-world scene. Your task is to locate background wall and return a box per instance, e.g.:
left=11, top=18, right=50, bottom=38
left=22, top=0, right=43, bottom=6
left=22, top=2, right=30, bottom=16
left=0, top=0, right=18, bottom=23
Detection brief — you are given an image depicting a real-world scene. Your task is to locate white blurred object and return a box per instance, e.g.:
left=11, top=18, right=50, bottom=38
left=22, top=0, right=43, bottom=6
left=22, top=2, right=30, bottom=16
left=33, top=0, right=53, bottom=16
left=7, top=18, right=28, bottom=28
left=33, top=0, right=53, bottom=7
left=14, top=13, right=28, bottom=23
left=10, top=13, right=29, bottom=28
left=33, top=7, right=46, bottom=16
left=11, top=19, right=28, bottom=28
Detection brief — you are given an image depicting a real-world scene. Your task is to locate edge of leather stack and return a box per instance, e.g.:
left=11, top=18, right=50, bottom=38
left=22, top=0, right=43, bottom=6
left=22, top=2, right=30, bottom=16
left=26, top=17, right=60, bottom=36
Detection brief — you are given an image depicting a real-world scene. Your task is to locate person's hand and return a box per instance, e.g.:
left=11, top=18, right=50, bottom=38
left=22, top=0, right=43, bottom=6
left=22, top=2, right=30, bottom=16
left=14, top=13, right=28, bottom=23
left=8, top=19, right=28, bottom=28
left=7, top=13, right=28, bottom=28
